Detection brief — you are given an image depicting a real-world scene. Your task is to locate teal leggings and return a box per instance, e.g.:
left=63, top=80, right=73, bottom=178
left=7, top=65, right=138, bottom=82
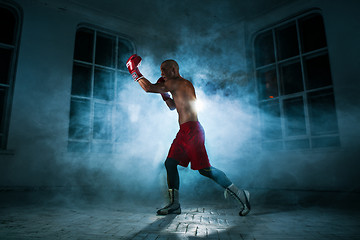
left=165, top=158, right=232, bottom=190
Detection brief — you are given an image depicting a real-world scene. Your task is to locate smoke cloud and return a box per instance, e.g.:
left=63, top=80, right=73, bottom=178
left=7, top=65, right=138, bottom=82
left=11, top=0, right=351, bottom=209
left=49, top=12, right=264, bottom=206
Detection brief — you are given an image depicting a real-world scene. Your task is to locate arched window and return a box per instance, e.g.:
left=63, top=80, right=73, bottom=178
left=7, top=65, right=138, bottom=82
left=0, top=3, right=22, bottom=150
left=68, top=25, right=134, bottom=153
left=254, top=11, right=339, bottom=150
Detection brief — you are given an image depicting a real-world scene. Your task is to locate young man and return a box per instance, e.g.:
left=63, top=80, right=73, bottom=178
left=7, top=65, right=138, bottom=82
left=126, top=54, right=250, bottom=216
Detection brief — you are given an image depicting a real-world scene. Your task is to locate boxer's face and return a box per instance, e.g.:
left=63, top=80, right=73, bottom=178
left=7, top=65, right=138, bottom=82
left=160, top=63, right=174, bottom=81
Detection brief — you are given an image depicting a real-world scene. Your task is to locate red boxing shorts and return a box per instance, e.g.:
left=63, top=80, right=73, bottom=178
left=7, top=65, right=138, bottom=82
left=167, top=121, right=211, bottom=170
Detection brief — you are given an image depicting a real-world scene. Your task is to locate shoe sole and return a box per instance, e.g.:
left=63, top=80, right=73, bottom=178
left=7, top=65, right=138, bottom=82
left=157, top=207, right=181, bottom=215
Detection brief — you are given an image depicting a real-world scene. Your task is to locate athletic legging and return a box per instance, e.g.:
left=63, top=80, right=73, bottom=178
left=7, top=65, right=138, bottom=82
left=165, top=158, right=232, bottom=190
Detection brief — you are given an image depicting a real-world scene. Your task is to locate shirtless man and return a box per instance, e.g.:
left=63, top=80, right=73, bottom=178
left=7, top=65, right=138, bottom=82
left=126, top=54, right=251, bottom=216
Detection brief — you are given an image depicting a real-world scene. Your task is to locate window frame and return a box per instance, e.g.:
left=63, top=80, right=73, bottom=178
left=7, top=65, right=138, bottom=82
left=253, top=10, right=340, bottom=151
left=0, top=2, right=22, bottom=151
left=68, top=24, right=135, bottom=153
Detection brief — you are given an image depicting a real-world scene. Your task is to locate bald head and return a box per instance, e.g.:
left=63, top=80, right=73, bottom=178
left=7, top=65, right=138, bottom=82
left=161, top=59, right=179, bottom=72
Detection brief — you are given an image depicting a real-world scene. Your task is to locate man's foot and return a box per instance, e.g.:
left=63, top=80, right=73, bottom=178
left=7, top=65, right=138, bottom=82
left=239, top=190, right=250, bottom=216
left=225, top=184, right=251, bottom=216
left=157, top=202, right=181, bottom=215
left=157, top=189, right=181, bottom=215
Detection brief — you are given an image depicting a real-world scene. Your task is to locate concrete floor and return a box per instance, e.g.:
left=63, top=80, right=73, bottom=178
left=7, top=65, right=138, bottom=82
left=0, top=191, right=360, bottom=240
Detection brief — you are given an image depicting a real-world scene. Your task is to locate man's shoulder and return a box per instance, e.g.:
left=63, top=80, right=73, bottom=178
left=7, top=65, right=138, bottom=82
left=178, top=77, right=192, bottom=85
left=168, top=77, right=190, bottom=85
left=167, top=77, right=194, bottom=91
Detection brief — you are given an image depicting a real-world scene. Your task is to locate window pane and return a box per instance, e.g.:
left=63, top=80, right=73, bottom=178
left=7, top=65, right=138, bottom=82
left=262, top=141, right=283, bottom=151
left=95, top=33, right=115, bottom=67
left=94, top=68, right=114, bottom=101
left=276, top=23, right=299, bottom=60
left=0, top=88, right=6, bottom=132
left=68, top=141, right=90, bottom=153
left=71, top=64, right=92, bottom=97
left=312, top=136, right=340, bottom=148
left=93, top=102, right=112, bottom=140
left=308, top=89, right=338, bottom=135
left=257, top=68, right=278, bottom=100
left=304, top=54, right=332, bottom=90
left=284, top=139, right=309, bottom=150
left=280, top=60, right=303, bottom=95
left=0, top=48, right=12, bottom=84
left=0, top=7, right=16, bottom=45
left=116, top=72, right=128, bottom=101
left=91, top=142, right=113, bottom=153
left=118, top=39, right=133, bottom=71
left=283, top=97, right=306, bottom=136
left=74, top=28, right=94, bottom=63
left=254, top=30, right=275, bottom=67
left=260, top=100, right=282, bottom=139
left=300, top=14, right=327, bottom=53
left=69, top=99, right=91, bottom=140
left=113, top=104, right=130, bottom=142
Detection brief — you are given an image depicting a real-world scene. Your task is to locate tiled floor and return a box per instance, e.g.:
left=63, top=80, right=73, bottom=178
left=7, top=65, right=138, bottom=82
left=0, top=194, right=359, bottom=240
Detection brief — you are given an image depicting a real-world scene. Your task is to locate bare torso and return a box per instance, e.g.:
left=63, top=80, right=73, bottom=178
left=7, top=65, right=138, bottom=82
left=167, top=77, right=198, bottom=125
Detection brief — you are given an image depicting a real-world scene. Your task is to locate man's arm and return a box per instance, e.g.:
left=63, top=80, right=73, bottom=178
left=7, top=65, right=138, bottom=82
left=126, top=54, right=175, bottom=110
left=138, top=78, right=176, bottom=110
left=138, top=77, right=167, bottom=93
left=164, top=98, right=176, bottom=110
left=126, top=54, right=170, bottom=93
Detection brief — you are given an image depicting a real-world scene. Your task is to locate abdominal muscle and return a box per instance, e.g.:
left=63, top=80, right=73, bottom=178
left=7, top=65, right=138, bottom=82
left=175, top=98, right=198, bottom=125
left=170, top=78, right=199, bottom=125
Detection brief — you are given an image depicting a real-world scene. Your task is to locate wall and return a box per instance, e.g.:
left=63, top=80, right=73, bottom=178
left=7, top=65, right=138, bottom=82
left=243, top=0, right=360, bottom=192
left=0, top=0, right=172, bottom=201
left=0, top=0, right=359, bottom=205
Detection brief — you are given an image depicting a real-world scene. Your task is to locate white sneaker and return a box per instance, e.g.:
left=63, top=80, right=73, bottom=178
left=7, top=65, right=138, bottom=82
left=225, top=184, right=251, bottom=216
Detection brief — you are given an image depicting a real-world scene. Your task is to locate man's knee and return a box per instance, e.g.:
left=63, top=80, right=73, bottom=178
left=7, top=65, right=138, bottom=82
left=199, top=167, right=212, bottom=178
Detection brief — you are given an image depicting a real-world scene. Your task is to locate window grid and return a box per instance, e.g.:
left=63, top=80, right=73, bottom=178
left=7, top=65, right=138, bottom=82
left=0, top=4, right=21, bottom=150
left=254, top=10, right=339, bottom=150
left=296, top=18, right=314, bottom=147
left=68, top=26, right=134, bottom=153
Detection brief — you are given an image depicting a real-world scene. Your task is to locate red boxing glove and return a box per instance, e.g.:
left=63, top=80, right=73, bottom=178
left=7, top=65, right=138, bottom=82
left=126, top=54, right=143, bottom=81
left=156, top=77, right=171, bottom=101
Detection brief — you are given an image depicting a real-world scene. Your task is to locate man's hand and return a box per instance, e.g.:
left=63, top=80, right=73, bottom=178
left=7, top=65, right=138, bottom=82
left=156, top=77, right=171, bottom=101
left=126, top=54, right=143, bottom=81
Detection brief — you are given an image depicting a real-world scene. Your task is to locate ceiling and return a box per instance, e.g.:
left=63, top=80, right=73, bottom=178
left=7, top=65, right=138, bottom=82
left=42, top=0, right=294, bottom=33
